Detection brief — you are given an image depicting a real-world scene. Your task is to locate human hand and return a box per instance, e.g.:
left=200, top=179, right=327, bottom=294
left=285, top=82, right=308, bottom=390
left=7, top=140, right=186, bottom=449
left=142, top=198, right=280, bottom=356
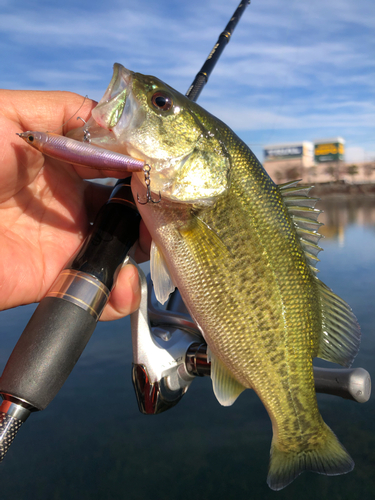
left=0, top=90, right=151, bottom=320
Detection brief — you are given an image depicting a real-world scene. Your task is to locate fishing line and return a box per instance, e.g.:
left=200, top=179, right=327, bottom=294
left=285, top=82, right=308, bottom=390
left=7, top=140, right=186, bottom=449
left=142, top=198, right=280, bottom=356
left=46, top=95, right=90, bottom=134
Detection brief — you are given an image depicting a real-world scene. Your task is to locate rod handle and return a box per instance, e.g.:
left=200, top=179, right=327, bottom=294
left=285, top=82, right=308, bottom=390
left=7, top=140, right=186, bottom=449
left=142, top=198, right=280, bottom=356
left=0, top=296, right=98, bottom=410
left=313, top=366, right=371, bottom=403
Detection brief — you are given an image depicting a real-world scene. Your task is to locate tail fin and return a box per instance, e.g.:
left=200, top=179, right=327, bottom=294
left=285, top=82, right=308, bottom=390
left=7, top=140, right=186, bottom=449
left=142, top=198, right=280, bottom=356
left=267, top=424, right=354, bottom=491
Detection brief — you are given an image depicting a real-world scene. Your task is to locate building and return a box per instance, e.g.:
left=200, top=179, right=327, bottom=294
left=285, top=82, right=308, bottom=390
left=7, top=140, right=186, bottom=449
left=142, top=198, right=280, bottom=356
left=262, top=137, right=375, bottom=184
left=262, top=142, right=314, bottom=184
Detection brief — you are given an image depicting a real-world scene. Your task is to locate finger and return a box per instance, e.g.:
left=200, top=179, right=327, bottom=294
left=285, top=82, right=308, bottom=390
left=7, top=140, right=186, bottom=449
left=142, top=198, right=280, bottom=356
left=100, top=263, right=140, bottom=321
left=133, top=220, right=152, bottom=263
left=1, top=90, right=96, bottom=135
left=2, top=91, right=97, bottom=193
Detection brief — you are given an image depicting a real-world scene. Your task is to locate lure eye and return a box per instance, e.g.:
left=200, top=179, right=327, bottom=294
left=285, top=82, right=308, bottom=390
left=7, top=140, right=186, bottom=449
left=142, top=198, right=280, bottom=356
left=151, top=91, right=173, bottom=111
left=28, top=135, right=34, bottom=143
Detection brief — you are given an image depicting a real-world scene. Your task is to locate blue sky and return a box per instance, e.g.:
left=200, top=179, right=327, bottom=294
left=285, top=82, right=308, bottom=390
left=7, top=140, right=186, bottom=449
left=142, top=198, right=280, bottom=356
left=1, top=0, right=374, bottom=163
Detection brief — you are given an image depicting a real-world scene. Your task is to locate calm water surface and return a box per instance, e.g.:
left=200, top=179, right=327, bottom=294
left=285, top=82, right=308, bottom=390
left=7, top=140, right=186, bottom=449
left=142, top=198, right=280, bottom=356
left=0, top=196, right=374, bottom=500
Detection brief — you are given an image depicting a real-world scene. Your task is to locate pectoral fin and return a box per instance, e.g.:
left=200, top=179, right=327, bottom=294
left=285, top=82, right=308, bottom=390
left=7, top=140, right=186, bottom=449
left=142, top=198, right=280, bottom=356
left=150, top=240, right=175, bottom=305
left=208, top=347, right=247, bottom=406
left=179, top=216, right=231, bottom=265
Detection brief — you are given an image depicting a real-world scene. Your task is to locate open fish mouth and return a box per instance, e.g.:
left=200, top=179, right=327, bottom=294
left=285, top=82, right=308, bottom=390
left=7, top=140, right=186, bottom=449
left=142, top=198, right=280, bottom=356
left=67, top=64, right=141, bottom=157
left=91, top=63, right=133, bottom=131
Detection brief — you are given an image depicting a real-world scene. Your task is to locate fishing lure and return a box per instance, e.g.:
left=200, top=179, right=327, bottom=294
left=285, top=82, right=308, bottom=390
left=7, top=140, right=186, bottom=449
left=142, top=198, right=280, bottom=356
left=17, top=131, right=145, bottom=173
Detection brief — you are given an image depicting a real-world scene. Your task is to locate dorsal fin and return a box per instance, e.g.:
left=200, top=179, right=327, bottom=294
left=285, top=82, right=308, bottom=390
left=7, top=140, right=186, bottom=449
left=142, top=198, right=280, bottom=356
left=296, top=227, right=323, bottom=245
left=279, top=180, right=324, bottom=275
left=300, top=239, right=322, bottom=257
left=278, top=179, right=302, bottom=190
left=315, top=278, right=361, bottom=367
left=283, top=196, right=319, bottom=208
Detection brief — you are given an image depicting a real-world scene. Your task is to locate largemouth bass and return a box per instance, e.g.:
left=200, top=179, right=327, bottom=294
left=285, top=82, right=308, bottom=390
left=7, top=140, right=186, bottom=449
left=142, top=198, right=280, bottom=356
left=69, top=63, right=361, bottom=490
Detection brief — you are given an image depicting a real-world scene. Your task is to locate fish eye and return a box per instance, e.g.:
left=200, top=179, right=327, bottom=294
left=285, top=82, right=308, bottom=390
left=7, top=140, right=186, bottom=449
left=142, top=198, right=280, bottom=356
left=151, top=91, right=173, bottom=111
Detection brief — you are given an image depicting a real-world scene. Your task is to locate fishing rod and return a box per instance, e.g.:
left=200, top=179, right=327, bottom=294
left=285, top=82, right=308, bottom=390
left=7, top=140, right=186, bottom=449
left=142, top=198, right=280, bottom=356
left=0, top=0, right=370, bottom=462
left=186, top=1, right=251, bottom=101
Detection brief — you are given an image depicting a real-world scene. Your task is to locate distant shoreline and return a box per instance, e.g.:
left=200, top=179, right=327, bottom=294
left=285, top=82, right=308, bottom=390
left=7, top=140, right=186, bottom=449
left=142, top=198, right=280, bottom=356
left=307, top=182, right=375, bottom=198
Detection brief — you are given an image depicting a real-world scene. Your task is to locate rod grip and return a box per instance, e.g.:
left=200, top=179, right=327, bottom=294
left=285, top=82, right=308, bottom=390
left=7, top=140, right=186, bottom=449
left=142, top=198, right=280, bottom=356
left=0, top=178, right=140, bottom=412
left=0, top=297, right=97, bottom=410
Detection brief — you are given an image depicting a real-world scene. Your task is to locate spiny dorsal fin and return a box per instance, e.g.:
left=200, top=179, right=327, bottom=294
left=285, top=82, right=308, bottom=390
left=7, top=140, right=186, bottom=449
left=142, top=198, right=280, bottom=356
left=283, top=196, right=319, bottom=208
left=278, top=179, right=302, bottom=190
left=300, top=239, right=323, bottom=257
left=315, top=278, right=361, bottom=367
left=287, top=205, right=322, bottom=221
left=309, top=265, right=320, bottom=274
left=279, top=181, right=324, bottom=275
left=304, top=251, right=320, bottom=267
left=296, top=227, right=323, bottom=245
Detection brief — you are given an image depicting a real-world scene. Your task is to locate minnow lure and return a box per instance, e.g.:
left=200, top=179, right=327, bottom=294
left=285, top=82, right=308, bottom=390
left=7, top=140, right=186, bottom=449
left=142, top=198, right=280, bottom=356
left=17, top=131, right=145, bottom=172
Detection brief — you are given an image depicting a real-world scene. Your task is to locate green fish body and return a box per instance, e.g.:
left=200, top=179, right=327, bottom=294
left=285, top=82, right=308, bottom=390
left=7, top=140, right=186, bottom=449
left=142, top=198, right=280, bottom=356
left=72, top=64, right=361, bottom=490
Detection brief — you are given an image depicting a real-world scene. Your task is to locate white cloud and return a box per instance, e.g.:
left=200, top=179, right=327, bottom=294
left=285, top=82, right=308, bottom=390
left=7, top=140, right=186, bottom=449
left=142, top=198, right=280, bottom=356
left=1, top=0, right=373, bottom=158
left=205, top=102, right=375, bottom=134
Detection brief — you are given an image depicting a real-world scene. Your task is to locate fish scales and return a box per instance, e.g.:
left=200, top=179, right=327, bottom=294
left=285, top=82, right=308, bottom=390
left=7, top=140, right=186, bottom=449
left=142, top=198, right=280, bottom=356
left=138, top=130, right=323, bottom=445
left=70, top=63, right=360, bottom=490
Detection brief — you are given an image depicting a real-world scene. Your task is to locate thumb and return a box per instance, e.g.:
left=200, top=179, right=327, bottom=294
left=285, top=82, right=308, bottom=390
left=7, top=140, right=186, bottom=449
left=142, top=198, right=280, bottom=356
left=100, top=263, right=140, bottom=321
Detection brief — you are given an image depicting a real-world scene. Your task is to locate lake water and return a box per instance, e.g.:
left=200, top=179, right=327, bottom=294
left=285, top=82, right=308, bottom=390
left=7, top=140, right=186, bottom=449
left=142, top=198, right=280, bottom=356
left=0, top=195, right=374, bottom=500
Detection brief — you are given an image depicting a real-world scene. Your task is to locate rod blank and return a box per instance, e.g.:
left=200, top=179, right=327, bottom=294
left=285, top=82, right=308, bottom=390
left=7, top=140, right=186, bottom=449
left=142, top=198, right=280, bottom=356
left=186, top=1, right=251, bottom=102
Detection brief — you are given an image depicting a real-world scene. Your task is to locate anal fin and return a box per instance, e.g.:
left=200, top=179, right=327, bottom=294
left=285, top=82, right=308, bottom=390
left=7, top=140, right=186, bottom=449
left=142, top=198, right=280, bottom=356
left=208, top=347, right=247, bottom=406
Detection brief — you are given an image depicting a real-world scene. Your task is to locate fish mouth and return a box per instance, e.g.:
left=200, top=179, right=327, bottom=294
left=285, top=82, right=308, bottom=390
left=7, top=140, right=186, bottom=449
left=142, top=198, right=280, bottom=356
left=67, top=63, right=142, bottom=158
left=67, top=64, right=174, bottom=188
left=91, top=63, right=133, bottom=131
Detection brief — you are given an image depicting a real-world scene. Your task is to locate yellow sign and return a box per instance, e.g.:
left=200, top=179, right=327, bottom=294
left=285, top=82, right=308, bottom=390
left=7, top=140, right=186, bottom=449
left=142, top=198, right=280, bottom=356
left=315, top=143, right=344, bottom=156
left=314, top=142, right=345, bottom=162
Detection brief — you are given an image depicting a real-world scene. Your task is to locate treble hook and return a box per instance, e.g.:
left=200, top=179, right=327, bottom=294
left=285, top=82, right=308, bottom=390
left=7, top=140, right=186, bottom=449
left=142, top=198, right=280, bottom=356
left=137, top=164, right=161, bottom=205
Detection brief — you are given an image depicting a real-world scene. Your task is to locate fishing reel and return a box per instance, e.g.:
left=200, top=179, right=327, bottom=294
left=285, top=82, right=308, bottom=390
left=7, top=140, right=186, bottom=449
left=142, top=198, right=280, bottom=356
left=130, top=268, right=208, bottom=415
left=130, top=265, right=372, bottom=415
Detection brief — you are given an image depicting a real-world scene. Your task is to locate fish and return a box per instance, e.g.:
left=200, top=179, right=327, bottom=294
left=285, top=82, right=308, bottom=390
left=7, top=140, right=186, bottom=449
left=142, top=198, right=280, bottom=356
left=68, top=63, right=361, bottom=490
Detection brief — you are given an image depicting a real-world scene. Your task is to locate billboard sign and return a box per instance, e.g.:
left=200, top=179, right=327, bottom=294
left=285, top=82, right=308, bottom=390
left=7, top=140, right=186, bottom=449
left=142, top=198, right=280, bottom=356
left=264, top=145, right=303, bottom=161
left=314, top=142, right=345, bottom=163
